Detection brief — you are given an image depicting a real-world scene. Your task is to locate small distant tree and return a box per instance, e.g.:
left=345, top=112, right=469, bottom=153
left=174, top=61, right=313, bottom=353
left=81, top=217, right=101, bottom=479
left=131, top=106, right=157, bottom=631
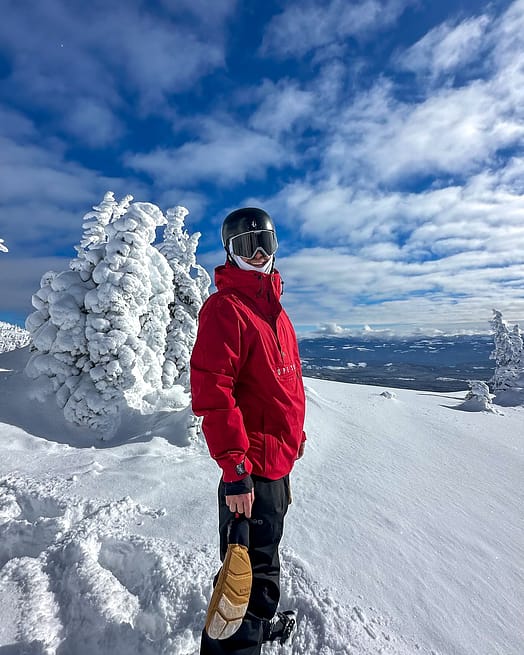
left=0, top=321, right=31, bottom=353
left=490, top=309, right=524, bottom=391
left=0, top=238, right=8, bottom=253
left=158, top=206, right=210, bottom=391
left=463, top=380, right=497, bottom=412
left=510, top=323, right=523, bottom=383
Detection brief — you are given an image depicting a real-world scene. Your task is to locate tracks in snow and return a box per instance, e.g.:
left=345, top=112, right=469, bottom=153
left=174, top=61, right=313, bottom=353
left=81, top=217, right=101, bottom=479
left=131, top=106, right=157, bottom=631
left=0, top=474, right=425, bottom=655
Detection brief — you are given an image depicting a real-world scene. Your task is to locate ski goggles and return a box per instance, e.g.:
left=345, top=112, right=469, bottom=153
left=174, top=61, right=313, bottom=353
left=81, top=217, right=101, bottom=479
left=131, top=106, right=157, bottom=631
left=229, top=230, right=278, bottom=259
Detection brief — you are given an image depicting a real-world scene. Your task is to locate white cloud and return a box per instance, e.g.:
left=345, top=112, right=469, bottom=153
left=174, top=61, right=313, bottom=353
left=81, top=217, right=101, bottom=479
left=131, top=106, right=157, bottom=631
left=159, top=0, right=237, bottom=28
left=126, top=118, right=289, bottom=186
left=491, top=0, right=524, bottom=69
left=249, top=80, right=316, bottom=137
left=326, top=76, right=524, bottom=184
left=314, top=322, right=351, bottom=336
left=279, top=243, right=524, bottom=330
left=63, top=100, right=125, bottom=148
left=263, top=2, right=519, bottom=190
left=113, top=24, right=223, bottom=109
left=261, top=0, right=413, bottom=58
left=396, top=15, right=490, bottom=79
left=0, top=138, right=101, bottom=205
left=0, top=0, right=228, bottom=144
left=0, top=107, right=150, bottom=259
left=269, top=155, right=524, bottom=330
left=276, top=163, right=524, bottom=259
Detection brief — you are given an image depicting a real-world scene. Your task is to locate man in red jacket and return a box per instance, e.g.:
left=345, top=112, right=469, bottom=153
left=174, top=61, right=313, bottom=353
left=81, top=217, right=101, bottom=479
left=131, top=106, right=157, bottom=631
left=191, top=207, right=306, bottom=655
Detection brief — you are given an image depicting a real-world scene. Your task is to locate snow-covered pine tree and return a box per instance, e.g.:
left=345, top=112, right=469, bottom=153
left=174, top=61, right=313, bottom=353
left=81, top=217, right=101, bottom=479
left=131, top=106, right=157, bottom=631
left=25, top=194, right=126, bottom=426
left=25, top=267, right=94, bottom=407
left=0, top=238, right=8, bottom=253
left=79, top=199, right=173, bottom=430
left=490, top=310, right=512, bottom=391
left=71, top=191, right=127, bottom=266
left=489, top=309, right=523, bottom=391
left=0, top=321, right=31, bottom=353
left=61, top=193, right=133, bottom=431
left=463, top=380, right=497, bottom=412
left=26, top=193, right=180, bottom=436
left=158, top=206, right=210, bottom=391
left=509, top=323, right=524, bottom=387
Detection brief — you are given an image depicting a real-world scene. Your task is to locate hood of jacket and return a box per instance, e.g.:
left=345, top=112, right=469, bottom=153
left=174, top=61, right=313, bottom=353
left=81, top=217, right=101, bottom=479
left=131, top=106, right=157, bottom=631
left=214, top=262, right=284, bottom=323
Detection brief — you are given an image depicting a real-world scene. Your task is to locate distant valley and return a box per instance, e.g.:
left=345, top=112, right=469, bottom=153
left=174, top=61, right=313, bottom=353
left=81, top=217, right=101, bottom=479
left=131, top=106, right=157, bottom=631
left=299, top=335, right=494, bottom=392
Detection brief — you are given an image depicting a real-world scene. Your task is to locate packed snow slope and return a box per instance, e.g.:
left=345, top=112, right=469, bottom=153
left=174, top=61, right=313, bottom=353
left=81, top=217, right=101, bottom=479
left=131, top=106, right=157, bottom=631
left=0, top=342, right=522, bottom=655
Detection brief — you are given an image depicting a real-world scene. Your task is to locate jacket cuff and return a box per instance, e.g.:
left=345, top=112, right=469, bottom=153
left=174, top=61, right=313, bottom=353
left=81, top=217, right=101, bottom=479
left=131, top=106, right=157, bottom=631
left=223, top=475, right=254, bottom=496
left=218, top=454, right=253, bottom=483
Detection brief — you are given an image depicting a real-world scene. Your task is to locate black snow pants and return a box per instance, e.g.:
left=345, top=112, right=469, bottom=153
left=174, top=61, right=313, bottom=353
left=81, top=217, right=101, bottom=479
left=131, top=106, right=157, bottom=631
left=200, top=474, right=291, bottom=655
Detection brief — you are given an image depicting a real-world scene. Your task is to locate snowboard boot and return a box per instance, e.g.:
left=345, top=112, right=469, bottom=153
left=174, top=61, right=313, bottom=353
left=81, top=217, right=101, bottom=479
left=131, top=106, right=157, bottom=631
left=264, top=610, right=297, bottom=645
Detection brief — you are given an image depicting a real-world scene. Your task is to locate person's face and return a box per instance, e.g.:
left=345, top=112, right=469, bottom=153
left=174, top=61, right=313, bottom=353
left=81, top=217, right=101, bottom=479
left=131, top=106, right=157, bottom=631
left=240, top=249, right=271, bottom=267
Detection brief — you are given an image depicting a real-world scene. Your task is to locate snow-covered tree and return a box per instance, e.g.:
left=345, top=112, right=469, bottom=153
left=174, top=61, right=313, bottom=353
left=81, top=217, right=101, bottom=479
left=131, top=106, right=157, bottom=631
left=77, top=200, right=173, bottom=428
left=25, top=192, right=210, bottom=437
left=158, top=205, right=210, bottom=391
left=25, top=195, right=128, bottom=428
left=509, top=323, right=523, bottom=383
left=0, top=321, right=31, bottom=353
left=25, top=268, right=94, bottom=407
left=490, top=309, right=523, bottom=391
left=76, top=192, right=122, bottom=253
left=0, top=238, right=8, bottom=253
left=463, top=380, right=497, bottom=413
left=25, top=193, right=184, bottom=437
left=25, top=196, right=130, bottom=427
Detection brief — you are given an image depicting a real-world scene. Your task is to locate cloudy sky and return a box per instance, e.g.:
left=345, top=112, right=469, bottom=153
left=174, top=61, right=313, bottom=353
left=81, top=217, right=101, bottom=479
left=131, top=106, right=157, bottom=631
left=1, top=0, right=523, bottom=334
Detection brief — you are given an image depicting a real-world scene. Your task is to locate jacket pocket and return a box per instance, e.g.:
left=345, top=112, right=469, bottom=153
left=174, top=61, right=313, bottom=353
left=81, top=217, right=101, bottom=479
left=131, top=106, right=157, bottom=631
left=263, top=433, right=280, bottom=472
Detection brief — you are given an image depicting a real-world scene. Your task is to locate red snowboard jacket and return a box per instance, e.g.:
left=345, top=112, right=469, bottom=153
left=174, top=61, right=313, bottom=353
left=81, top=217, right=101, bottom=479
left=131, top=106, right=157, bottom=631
left=190, top=263, right=306, bottom=483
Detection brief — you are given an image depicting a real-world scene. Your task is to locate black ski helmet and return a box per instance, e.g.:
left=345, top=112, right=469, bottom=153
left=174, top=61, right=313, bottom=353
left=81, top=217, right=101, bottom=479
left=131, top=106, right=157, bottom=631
left=221, top=207, right=276, bottom=250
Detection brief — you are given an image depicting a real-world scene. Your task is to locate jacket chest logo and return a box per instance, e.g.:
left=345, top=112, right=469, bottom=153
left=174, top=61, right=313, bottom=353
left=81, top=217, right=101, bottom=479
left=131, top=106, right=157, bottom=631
left=276, top=363, right=297, bottom=376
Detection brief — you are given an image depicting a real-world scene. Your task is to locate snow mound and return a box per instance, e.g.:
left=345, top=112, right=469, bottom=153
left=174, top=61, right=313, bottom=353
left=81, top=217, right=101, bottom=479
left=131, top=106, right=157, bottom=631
left=0, top=474, right=419, bottom=655
left=0, top=321, right=31, bottom=354
left=458, top=397, right=501, bottom=414
left=380, top=390, right=397, bottom=399
left=0, top=474, right=208, bottom=655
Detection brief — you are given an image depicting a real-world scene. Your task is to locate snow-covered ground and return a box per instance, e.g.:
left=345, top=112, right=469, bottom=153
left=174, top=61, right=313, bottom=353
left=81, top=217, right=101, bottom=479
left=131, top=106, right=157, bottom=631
left=1, top=337, right=522, bottom=655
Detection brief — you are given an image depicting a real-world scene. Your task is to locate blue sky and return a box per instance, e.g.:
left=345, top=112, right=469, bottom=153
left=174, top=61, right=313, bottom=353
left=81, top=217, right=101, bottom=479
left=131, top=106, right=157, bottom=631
left=1, top=0, right=523, bottom=334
